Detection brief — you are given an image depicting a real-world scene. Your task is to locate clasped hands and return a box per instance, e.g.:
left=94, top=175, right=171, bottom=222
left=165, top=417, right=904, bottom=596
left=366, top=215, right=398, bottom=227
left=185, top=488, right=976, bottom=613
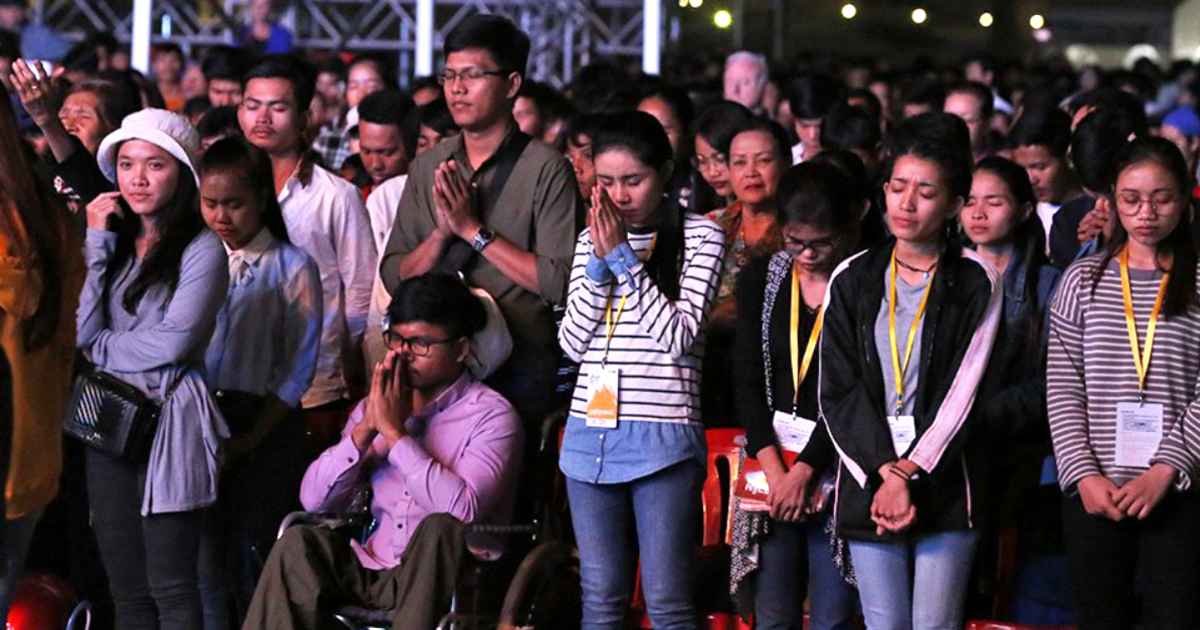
left=1078, top=463, right=1176, bottom=522
left=352, top=351, right=414, bottom=452
left=432, top=160, right=482, bottom=242
left=587, top=185, right=628, bottom=259
left=871, top=461, right=918, bottom=536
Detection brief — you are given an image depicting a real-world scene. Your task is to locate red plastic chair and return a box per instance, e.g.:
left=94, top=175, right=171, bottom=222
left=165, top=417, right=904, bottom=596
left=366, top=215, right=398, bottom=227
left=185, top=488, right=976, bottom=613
left=631, top=428, right=749, bottom=629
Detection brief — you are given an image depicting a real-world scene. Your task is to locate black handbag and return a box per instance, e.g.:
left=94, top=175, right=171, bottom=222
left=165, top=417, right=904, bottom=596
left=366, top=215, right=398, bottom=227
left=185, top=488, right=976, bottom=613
left=62, top=368, right=180, bottom=462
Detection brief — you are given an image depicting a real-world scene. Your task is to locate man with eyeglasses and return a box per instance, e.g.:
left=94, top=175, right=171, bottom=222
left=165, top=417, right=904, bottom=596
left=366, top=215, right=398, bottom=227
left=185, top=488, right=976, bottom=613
left=243, top=273, right=523, bottom=629
left=380, top=14, right=578, bottom=427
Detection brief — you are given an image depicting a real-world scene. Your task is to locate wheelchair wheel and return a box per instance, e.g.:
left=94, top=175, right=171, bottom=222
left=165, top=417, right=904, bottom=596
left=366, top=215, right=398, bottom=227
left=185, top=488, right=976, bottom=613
left=497, top=541, right=581, bottom=630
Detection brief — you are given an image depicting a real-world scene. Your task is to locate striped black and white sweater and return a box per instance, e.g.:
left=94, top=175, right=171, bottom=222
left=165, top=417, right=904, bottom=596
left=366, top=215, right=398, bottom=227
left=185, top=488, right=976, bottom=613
left=558, top=214, right=726, bottom=425
left=1047, top=254, right=1200, bottom=492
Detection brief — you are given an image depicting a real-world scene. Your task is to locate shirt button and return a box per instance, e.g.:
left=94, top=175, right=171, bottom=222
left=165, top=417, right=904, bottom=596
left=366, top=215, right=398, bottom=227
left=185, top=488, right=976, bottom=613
left=595, top=457, right=601, bottom=463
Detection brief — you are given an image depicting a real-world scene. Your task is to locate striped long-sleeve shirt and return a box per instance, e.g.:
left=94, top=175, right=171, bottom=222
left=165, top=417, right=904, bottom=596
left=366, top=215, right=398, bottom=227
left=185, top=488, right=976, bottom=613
left=1046, top=255, right=1200, bottom=492
left=558, top=214, right=726, bottom=424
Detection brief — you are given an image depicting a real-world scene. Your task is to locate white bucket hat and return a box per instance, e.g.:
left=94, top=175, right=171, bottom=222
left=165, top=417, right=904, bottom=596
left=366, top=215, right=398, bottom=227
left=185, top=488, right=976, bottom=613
left=96, top=108, right=201, bottom=187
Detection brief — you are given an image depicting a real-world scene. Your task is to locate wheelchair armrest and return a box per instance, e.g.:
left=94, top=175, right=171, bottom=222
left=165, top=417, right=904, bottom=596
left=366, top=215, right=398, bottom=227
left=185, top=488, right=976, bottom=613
left=276, top=511, right=370, bottom=541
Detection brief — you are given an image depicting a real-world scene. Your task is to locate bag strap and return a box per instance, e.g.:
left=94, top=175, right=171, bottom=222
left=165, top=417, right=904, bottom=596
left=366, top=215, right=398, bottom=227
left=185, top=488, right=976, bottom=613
left=437, top=130, right=534, bottom=274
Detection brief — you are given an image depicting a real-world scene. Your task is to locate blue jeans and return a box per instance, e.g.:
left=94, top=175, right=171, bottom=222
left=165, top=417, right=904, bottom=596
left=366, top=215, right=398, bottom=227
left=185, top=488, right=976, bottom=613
left=847, top=530, right=978, bottom=630
left=756, top=515, right=858, bottom=630
left=0, top=510, right=43, bottom=623
left=567, top=461, right=703, bottom=630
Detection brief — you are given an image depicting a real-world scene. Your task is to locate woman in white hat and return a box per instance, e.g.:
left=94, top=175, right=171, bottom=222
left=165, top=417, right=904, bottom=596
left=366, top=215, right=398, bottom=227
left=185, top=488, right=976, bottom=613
left=77, top=108, right=229, bottom=628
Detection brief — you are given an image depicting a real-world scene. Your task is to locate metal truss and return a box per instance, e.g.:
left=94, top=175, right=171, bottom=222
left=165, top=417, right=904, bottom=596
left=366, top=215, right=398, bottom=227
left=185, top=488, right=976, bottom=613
left=35, top=0, right=648, bottom=87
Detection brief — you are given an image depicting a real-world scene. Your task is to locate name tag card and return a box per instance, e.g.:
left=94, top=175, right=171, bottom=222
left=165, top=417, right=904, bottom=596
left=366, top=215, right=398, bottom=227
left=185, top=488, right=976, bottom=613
left=585, top=367, right=620, bottom=429
left=887, top=414, right=917, bottom=457
left=1115, top=401, right=1164, bottom=469
left=772, top=411, right=817, bottom=453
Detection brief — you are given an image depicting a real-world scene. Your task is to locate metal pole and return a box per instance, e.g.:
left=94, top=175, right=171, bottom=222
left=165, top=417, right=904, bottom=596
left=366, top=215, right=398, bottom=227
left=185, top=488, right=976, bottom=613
left=131, top=0, right=153, bottom=74
left=415, top=0, right=434, bottom=77
left=642, top=0, right=660, bottom=75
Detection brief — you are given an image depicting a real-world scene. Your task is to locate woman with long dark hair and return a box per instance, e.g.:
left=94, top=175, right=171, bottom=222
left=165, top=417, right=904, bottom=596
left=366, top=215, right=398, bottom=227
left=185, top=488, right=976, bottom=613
left=196, top=136, right=322, bottom=623
left=1048, top=137, right=1200, bottom=630
left=77, top=108, right=229, bottom=628
left=730, top=162, right=862, bottom=630
left=0, top=81, right=84, bottom=623
left=691, top=101, right=754, bottom=216
left=961, top=156, right=1069, bottom=623
left=558, top=111, right=726, bottom=629
left=819, top=112, right=1002, bottom=630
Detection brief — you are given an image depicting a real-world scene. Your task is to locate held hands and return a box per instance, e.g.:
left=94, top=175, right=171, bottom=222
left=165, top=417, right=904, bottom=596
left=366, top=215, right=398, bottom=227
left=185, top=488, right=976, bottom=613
left=1113, top=463, right=1176, bottom=520
left=768, top=460, right=815, bottom=523
left=432, top=160, right=480, bottom=241
left=871, top=463, right=917, bottom=535
left=588, top=185, right=626, bottom=259
left=9, top=58, right=58, bottom=127
left=85, top=192, right=124, bottom=231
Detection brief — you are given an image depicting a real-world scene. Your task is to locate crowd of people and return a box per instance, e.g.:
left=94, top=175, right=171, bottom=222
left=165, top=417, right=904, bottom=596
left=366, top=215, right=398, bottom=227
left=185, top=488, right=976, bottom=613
left=3, top=8, right=1200, bottom=630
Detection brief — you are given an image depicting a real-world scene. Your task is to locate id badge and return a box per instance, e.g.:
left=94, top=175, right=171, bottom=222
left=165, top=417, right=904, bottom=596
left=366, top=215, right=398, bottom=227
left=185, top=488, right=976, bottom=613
left=772, top=411, right=817, bottom=453
left=585, top=367, right=620, bottom=429
left=887, top=415, right=917, bottom=457
left=1115, top=401, right=1164, bottom=469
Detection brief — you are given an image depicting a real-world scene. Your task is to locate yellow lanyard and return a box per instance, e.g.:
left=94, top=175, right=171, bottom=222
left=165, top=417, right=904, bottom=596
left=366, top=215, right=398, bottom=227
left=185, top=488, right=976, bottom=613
left=888, top=249, right=936, bottom=414
left=789, top=263, right=824, bottom=410
left=1119, top=247, right=1169, bottom=398
left=600, top=235, right=654, bottom=364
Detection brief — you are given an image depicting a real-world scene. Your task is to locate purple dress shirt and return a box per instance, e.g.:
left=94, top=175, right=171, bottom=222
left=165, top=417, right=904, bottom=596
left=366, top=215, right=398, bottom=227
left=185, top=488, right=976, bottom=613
left=299, top=373, right=523, bottom=570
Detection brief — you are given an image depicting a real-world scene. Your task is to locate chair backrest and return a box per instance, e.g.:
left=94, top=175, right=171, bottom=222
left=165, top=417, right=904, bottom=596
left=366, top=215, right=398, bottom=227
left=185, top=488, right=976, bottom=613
left=701, top=428, right=744, bottom=547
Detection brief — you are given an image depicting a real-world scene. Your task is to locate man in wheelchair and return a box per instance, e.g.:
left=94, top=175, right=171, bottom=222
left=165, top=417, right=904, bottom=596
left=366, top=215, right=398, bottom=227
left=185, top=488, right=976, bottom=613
left=242, top=273, right=524, bottom=629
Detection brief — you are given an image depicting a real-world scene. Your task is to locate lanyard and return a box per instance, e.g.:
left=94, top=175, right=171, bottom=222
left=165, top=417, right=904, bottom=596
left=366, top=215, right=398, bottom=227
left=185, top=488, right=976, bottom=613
left=1119, top=247, right=1169, bottom=398
left=888, top=249, right=936, bottom=414
left=602, top=292, right=628, bottom=366
left=600, top=235, right=654, bottom=365
left=789, top=263, right=824, bottom=410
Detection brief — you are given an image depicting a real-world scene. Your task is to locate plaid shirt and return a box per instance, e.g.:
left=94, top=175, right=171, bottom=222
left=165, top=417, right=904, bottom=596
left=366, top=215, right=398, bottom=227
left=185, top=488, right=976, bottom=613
left=311, top=121, right=352, bottom=170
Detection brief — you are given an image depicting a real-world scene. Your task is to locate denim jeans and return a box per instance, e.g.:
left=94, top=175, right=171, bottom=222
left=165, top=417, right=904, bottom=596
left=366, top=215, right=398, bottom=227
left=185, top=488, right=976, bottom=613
left=566, top=460, right=703, bottom=630
left=86, top=449, right=205, bottom=630
left=0, top=510, right=43, bottom=623
left=755, top=515, right=858, bottom=630
left=847, top=530, right=978, bottom=630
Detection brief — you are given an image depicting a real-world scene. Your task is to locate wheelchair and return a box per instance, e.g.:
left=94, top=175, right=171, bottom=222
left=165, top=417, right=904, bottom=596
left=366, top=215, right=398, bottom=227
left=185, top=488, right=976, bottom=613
left=275, top=408, right=582, bottom=630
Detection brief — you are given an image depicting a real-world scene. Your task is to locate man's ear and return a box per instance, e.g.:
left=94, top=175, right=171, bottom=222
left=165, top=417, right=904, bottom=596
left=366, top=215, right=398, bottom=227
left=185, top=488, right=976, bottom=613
left=455, top=337, right=472, bottom=365
left=506, top=72, right=523, bottom=102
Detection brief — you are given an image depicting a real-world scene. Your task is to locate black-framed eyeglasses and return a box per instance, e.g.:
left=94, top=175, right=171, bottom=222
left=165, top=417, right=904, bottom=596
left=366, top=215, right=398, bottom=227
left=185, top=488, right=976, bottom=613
left=784, top=236, right=837, bottom=254
left=437, top=68, right=511, bottom=86
left=381, top=331, right=457, bottom=356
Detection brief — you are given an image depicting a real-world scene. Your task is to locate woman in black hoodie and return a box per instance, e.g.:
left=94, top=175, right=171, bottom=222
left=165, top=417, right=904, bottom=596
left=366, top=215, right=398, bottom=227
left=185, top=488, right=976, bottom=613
left=818, top=112, right=1002, bottom=630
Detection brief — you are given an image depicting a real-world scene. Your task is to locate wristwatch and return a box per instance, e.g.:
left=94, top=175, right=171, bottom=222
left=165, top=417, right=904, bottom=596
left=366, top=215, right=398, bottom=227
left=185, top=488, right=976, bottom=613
left=471, top=227, right=496, bottom=252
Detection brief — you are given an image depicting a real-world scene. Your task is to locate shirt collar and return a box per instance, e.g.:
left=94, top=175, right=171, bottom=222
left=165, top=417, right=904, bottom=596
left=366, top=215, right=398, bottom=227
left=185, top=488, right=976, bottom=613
left=280, top=153, right=317, bottom=196
left=449, top=119, right=520, bottom=180
left=223, top=228, right=275, bottom=266
left=411, top=371, right=476, bottom=422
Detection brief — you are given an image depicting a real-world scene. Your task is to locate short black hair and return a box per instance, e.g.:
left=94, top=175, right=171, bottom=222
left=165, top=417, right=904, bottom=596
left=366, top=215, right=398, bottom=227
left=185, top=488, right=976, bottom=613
left=443, top=14, right=530, bottom=79
left=1070, top=105, right=1148, bottom=192
left=846, top=87, right=883, bottom=122
left=1008, top=104, right=1072, bottom=156
left=197, top=105, right=241, bottom=140
left=786, top=73, right=844, bottom=121
left=902, top=77, right=945, bottom=113
left=411, top=75, right=440, bottom=94
left=152, top=42, right=184, bottom=61
left=202, top=46, right=247, bottom=82
left=822, top=104, right=881, bottom=153
left=386, top=273, right=487, bottom=339
left=359, top=89, right=419, bottom=158
left=316, top=57, right=346, bottom=81
left=418, top=98, right=459, bottom=136
left=693, top=100, right=755, bottom=156
left=0, top=30, right=18, bottom=61
left=639, top=83, right=696, bottom=135
left=184, top=96, right=212, bottom=120
left=946, top=81, right=994, bottom=120
left=243, top=54, right=316, bottom=113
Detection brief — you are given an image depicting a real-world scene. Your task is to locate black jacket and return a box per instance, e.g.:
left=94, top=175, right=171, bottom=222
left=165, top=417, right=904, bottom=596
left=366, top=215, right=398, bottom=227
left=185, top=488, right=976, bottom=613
left=819, top=240, right=998, bottom=541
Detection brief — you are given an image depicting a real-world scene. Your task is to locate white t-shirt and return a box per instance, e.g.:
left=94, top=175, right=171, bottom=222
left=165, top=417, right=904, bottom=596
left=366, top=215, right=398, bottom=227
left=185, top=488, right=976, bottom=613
left=1036, top=201, right=1061, bottom=255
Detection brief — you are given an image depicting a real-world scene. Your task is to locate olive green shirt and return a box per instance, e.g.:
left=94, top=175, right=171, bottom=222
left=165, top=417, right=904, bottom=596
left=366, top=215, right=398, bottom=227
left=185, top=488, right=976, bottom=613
left=380, top=127, right=579, bottom=418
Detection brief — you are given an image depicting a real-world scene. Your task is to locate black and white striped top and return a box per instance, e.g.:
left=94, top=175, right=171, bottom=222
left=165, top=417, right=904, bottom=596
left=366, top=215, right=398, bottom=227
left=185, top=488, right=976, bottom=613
left=1047, top=255, right=1200, bottom=492
left=558, top=214, right=726, bottom=425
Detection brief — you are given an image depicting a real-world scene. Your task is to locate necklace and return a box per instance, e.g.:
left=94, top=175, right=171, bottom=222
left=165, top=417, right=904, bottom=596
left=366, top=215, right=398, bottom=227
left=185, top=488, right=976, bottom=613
left=895, top=255, right=939, bottom=280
